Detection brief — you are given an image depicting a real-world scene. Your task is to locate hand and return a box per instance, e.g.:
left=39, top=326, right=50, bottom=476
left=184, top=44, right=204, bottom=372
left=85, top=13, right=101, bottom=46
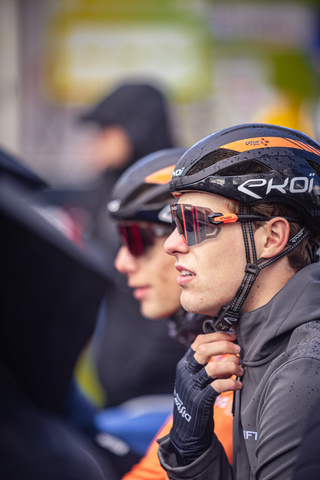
left=170, top=332, right=243, bottom=465
left=192, top=331, right=243, bottom=393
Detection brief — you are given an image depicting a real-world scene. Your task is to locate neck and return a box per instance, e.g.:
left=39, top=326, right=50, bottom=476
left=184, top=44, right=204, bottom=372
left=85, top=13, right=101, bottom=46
left=242, top=257, right=295, bottom=313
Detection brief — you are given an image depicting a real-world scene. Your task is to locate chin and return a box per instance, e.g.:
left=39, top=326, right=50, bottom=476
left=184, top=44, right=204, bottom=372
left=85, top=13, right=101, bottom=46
left=180, top=299, right=200, bottom=314
left=141, top=307, right=162, bottom=321
left=181, top=297, right=213, bottom=317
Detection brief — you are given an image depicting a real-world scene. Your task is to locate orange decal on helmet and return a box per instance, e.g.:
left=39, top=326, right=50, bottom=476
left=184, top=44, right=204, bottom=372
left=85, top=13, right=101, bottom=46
left=220, top=137, right=320, bottom=156
left=145, top=165, right=176, bottom=184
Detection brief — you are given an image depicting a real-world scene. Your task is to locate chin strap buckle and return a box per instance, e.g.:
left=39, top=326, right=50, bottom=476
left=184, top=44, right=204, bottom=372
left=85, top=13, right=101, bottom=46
left=203, top=306, right=240, bottom=333
left=245, top=263, right=260, bottom=276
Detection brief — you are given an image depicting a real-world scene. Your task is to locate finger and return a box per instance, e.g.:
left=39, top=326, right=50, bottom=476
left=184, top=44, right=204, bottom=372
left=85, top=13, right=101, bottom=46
left=192, top=331, right=237, bottom=350
left=205, top=358, right=243, bottom=380
left=194, top=340, right=241, bottom=365
left=211, top=377, right=243, bottom=394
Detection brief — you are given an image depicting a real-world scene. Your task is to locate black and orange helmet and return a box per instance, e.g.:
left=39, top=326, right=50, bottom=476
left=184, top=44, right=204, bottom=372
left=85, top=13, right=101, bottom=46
left=108, top=147, right=186, bottom=225
left=170, top=124, right=320, bottom=234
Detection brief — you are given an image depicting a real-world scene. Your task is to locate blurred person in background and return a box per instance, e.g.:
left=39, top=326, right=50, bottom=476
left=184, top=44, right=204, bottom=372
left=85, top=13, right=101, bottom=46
left=103, top=147, right=234, bottom=479
left=41, top=82, right=186, bottom=415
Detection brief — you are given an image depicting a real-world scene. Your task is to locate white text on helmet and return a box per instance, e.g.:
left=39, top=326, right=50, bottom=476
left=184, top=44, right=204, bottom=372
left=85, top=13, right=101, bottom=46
left=238, top=175, right=315, bottom=200
left=171, top=167, right=185, bottom=178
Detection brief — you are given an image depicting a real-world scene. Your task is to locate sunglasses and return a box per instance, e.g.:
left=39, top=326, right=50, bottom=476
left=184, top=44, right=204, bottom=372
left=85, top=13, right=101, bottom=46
left=170, top=203, right=275, bottom=247
left=119, top=223, right=172, bottom=257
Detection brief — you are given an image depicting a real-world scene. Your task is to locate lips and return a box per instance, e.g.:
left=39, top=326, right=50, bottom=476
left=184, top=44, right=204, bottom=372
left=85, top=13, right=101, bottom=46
left=131, top=285, right=150, bottom=301
left=175, top=265, right=195, bottom=286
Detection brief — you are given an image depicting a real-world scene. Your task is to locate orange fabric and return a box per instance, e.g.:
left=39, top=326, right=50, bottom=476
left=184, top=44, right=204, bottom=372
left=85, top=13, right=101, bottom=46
left=122, top=389, right=233, bottom=480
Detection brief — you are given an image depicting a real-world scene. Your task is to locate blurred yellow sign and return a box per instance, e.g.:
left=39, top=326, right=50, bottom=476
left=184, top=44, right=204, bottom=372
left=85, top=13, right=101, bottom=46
left=43, top=7, right=212, bottom=104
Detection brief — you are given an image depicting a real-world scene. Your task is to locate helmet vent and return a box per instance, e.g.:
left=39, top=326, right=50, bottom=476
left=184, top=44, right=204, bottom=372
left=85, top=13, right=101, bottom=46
left=306, top=160, right=320, bottom=180
left=217, top=159, right=272, bottom=176
left=124, top=184, right=171, bottom=208
left=124, top=184, right=151, bottom=206
left=187, top=148, right=271, bottom=177
left=187, top=148, right=239, bottom=175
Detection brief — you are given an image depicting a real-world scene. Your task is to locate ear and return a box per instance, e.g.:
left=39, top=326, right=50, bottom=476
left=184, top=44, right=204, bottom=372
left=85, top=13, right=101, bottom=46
left=255, top=217, right=290, bottom=259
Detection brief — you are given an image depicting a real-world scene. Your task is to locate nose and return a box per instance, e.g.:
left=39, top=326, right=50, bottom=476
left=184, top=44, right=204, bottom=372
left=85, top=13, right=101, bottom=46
left=164, top=227, right=189, bottom=256
left=114, top=245, right=139, bottom=274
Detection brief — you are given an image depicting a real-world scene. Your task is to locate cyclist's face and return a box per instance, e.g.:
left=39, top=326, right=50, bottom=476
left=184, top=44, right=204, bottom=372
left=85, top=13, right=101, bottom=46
left=115, top=232, right=181, bottom=319
left=164, top=192, right=247, bottom=317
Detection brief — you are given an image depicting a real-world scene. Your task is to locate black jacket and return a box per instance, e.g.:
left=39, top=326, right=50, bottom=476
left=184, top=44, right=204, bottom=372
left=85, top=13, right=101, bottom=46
left=0, top=161, right=118, bottom=479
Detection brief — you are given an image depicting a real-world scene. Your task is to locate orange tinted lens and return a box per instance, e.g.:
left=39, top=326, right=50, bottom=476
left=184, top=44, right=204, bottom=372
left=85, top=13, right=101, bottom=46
left=173, top=204, right=221, bottom=246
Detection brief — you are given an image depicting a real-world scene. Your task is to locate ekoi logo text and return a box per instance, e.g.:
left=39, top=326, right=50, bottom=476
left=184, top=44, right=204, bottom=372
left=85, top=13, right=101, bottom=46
left=171, top=167, right=185, bottom=177
left=238, top=175, right=316, bottom=200
left=174, top=389, right=192, bottom=422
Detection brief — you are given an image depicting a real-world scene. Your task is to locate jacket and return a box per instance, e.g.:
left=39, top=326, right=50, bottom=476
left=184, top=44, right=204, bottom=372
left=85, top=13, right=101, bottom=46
left=0, top=176, right=118, bottom=479
left=158, top=262, right=320, bottom=480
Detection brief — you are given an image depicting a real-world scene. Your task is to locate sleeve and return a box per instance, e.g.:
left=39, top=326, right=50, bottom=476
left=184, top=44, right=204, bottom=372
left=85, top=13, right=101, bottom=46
left=157, top=433, right=232, bottom=480
left=255, top=357, right=320, bottom=480
left=291, top=396, right=320, bottom=480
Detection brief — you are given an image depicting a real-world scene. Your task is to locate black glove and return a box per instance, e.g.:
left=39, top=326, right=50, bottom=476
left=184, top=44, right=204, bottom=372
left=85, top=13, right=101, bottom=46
left=170, top=347, right=220, bottom=465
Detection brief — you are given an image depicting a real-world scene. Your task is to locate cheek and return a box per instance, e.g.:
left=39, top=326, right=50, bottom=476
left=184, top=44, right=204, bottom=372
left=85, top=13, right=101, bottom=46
left=154, top=257, right=181, bottom=307
left=196, top=229, right=246, bottom=290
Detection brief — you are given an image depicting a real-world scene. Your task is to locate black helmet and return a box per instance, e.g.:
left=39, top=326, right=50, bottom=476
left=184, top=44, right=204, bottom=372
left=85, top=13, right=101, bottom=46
left=170, top=123, right=320, bottom=234
left=108, top=147, right=186, bottom=225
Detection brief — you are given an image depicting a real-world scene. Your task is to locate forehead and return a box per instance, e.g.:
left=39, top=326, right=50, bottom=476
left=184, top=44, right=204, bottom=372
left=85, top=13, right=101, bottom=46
left=178, top=192, right=230, bottom=211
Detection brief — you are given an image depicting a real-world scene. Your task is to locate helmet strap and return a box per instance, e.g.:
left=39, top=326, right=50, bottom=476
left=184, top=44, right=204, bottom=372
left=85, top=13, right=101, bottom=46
left=203, top=206, right=310, bottom=333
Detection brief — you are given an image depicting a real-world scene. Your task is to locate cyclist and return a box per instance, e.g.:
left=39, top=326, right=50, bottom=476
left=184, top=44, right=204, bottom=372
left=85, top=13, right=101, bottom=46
left=157, top=124, right=320, bottom=480
left=107, top=147, right=234, bottom=479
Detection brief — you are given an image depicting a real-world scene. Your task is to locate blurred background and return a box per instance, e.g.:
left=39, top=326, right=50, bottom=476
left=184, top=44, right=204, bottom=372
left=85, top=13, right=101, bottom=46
left=1, top=0, right=320, bottom=186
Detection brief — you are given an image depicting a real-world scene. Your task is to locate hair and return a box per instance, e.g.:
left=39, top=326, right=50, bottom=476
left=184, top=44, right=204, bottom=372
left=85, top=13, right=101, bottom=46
left=227, top=200, right=320, bottom=272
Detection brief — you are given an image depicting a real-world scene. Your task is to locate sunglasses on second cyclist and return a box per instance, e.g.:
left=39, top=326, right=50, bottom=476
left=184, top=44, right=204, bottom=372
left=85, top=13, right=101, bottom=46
left=170, top=203, right=274, bottom=247
left=119, top=223, right=172, bottom=257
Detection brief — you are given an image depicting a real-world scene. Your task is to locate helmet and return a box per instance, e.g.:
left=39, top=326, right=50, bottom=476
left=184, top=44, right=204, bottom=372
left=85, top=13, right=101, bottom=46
left=170, top=123, right=320, bottom=234
left=108, top=147, right=186, bottom=224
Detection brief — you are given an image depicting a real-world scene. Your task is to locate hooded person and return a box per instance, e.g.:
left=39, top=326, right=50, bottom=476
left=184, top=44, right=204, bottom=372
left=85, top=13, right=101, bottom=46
left=40, top=82, right=185, bottom=424
left=79, top=82, right=174, bottom=166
